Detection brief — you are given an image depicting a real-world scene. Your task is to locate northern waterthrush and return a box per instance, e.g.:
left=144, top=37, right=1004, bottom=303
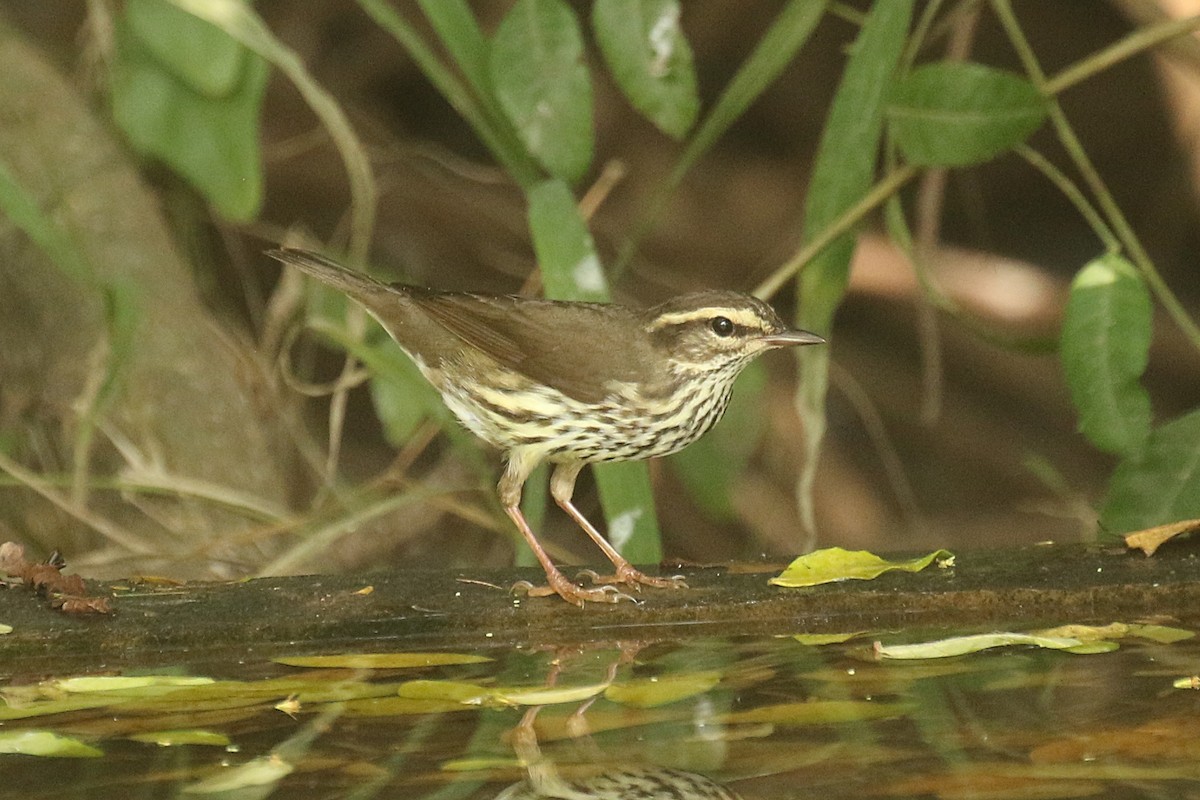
left=269, top=248, right=824, bottom=606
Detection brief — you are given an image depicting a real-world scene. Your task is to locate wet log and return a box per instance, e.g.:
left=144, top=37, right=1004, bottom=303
left=2, top=541, right=1198, bottom=673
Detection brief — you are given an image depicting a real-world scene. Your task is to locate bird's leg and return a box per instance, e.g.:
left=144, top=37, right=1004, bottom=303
left=549, top=462, right=686, bottom=591
left=499, top=453, right=636, bottom=606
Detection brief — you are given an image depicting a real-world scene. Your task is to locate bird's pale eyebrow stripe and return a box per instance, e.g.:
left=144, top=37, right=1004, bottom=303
left=649, top=307, right=766, bottom=331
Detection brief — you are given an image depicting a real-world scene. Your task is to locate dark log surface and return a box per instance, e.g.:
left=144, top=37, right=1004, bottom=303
left=3, top=542, right=1198, bottom=674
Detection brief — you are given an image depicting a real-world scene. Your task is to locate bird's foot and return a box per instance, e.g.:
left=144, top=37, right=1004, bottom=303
left=577, top=566, right=688, bottom=591
left=511, top=578, right=639, bottom=607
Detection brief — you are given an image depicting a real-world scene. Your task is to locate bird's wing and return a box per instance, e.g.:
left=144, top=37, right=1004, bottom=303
left=414, top=292, right=650, bottom=404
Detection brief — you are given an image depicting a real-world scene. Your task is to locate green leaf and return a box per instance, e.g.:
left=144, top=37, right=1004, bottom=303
left=1060, top=254, right=1152, bottom=457
left=126, top=0, right=246, bottom=96
left=592, top=0, right=698, bottom=139
left=668, top=362, right=767, bottom=520
left=604, top=670, right=721, bottom=707
left=491, top=0, right=593, bottom=182
left=1101, top=409, right=1200, bottom=536
left=723, top=699, right=908, bottom=726
left=0, top=730, right=103, bottom=758
left=888, top=62, right=1047, bottom=167
left=275, top=652, right=492, bottom=669
left=875, top=632, right=1118, bottom=660
left=111, top=9, right=267, bottom=220
left=525, top=178, right=662, bottom=561
left=128, top=729, right=232, bottom=747
left=527, top=179, right=609, bottom=301
left=769, top=547, right=953, bottom=588
left=795, top=0, right=913, bottom=538
left=366, top=333, right=450, bottom=446
left=593, top=462, right=663, bottom=562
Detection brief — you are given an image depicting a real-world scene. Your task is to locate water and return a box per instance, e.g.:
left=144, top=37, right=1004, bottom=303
left=3, top=628, right=1198, bottom=798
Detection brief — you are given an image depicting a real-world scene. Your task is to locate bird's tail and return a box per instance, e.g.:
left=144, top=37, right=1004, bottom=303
left=267, top=248, right=392, bottom=302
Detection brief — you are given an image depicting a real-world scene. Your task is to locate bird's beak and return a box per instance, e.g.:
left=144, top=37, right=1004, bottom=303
left=759, top=329, right=826, bottom=348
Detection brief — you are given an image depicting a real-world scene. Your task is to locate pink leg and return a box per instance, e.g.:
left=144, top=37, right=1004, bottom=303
left=499, top=452, right=635, bottom=606
left=550, top=462, right=687, bottom=591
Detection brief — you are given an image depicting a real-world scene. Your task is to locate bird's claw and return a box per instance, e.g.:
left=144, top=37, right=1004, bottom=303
left=510, top=578, right=639, bottom=606
left=577, top=567, right=688, bottom=590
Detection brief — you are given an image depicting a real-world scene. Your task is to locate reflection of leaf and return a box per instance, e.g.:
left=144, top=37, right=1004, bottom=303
left=182, top=754, right=293, bottom=794
left=723, top=700, right=907, bottom=726
left=0, top=730, right=103, bottom=758
left=1033, top=622, right=1194, bottom=645
left=128, top=729, right=231, bottom=747
left=875, top=632, right=1118, bottom=660
left=770, top=547, right=953, bottom=588
left=604, top=671, right=721, bottom=708
left=274, top=652, right=491, bottom=670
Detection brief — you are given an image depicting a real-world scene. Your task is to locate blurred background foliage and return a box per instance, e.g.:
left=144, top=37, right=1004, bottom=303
left=0, top=0, right=1198, bottom=581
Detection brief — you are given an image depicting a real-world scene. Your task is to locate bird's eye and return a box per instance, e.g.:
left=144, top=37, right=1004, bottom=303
left=710, top=316, right=735, bottom=337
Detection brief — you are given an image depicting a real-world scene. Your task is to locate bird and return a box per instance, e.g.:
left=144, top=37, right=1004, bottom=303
left=495, top=766, right=743, bottom=799
left=268, top=248, right=824, bottom=606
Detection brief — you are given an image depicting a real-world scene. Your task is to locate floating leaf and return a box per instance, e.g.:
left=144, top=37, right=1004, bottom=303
left=769, top=547, right=953, bottom=588
left=491, top=0, right=593, bottom=182
left=1172, top=676, right=1199, bottom=690
left=128, top=729, right=232, bottom=747
left=496, top=682, right=611, bottom=706
left=0, top=730, right=102, bottom=758
left=1060, top=254, right=1152, bottom=457
left=341, top=696, right=474, bottom=716
left=397, top=679, right=494, bottom=704
left=875, top=632, right=1119, bottom=660
left=604, top=671, right=721, bottom=708
left=274, top=652, right=491, bottom=670
left=888, top=62, right=1046, bottom=166
left=723, top=700, right=908, bottom=726
left=1033, top=622, right=1190, bottom=645
left=1101, top=409, right=1200, bottom=536
left=593, top=0, right=698, bottom=138
left=792, top=632, right=862, bottom=646
left=55, top=676, right=215, bottom=693
left=0, top=623, right=11, bottom=635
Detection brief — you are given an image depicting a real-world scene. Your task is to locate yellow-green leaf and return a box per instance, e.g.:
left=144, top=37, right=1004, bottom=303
left=723, top=700, right=907, bottom=726
left=496, top=682, right=611, bottom=706
left=604, top=671, right=721, bottom=708
left=128, top=729, right=232, bottom=747
left=792, top=632, right=862, bottom=646
left=770, top=547, right=954, bottom=588
left=182, top=754, right=293, bottom=794
left=397, top=679, right=494, bottom=704
left=0, top=730, right=103, bottom=758
left=0, top=623, right=11, bottom=635
left=55, top=676, right=215, bottom=693
left=875, top=632, right=1119, bottom=660
left=274, top=652, right=492, bottom=669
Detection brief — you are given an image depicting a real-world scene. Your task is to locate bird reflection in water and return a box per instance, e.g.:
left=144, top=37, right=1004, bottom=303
left=494, top=647, right=742, bottom=800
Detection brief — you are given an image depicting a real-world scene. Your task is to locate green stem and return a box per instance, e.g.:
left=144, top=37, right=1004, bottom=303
left=991, top=0, right=1200, bottom=354
left=1045, top=13, right=1200, bottom=95
left=753, top=164, right=918, bottom=300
